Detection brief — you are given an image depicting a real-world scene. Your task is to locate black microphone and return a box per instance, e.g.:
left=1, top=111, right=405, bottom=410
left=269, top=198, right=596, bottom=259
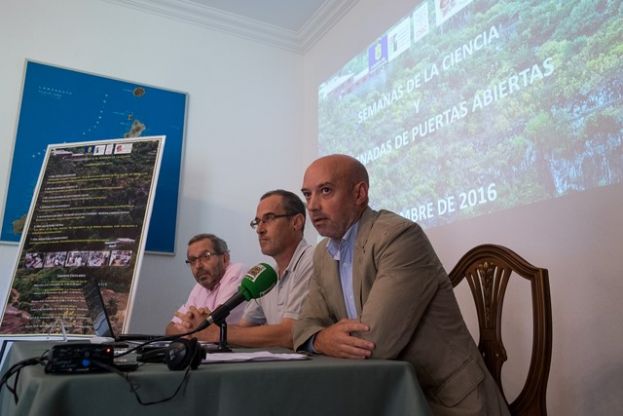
left=195, top=263, right=277, bottom=331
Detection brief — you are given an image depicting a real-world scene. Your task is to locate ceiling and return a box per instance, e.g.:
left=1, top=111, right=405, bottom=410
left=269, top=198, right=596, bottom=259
left=189, top=0, right=329, bottom=32
left=105, top=0, right=359, bottom=52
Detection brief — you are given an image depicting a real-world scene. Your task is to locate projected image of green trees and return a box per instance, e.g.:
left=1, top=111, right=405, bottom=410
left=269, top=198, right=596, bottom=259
left=319, top=0, right=623, bottom=227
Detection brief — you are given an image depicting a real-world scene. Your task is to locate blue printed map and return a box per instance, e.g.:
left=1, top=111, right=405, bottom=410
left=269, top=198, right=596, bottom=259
left=1, top=61, right=186, bottom=253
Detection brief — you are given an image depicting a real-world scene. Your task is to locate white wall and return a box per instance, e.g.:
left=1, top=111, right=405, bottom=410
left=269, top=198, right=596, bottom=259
left=0, top=0, right=306, bottom=335
left=302, top=0, right=623, bottom=415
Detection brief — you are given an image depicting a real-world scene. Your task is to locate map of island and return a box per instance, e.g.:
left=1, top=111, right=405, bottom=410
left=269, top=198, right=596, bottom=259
left=1, top=61, right=187, bottom=253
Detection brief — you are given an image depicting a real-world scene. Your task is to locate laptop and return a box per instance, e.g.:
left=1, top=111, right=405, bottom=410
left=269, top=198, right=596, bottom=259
left=82, top=279, right=166, bottom=343
left=82, top=279, right=228, bottom=360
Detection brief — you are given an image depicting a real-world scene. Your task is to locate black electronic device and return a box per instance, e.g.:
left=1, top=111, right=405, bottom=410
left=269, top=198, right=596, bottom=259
left=137, top=343, right=170, bottom=363
left=165, top=338, right=205, bottom=371
left=45, top=343, right=115, bottom=374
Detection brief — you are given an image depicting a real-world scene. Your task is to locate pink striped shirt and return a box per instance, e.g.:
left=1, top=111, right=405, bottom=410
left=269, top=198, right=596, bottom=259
left=171, top=262, right=246, bottom=325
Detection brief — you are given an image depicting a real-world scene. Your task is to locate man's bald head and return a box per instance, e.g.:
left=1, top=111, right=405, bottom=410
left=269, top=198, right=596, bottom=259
left=301, top=154, right=369, bottom=239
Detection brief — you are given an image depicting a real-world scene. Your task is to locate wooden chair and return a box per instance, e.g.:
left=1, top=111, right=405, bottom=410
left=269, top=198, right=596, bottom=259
left=448, top=244, right=552, bottom=416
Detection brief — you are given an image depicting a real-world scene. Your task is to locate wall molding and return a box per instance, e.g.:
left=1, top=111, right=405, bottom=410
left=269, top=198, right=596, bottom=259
left=101, top=0, right=359, bottom=53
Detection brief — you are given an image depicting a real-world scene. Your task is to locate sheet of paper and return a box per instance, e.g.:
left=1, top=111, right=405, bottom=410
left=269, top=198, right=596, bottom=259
left=202, top=351, right=309, bottom=363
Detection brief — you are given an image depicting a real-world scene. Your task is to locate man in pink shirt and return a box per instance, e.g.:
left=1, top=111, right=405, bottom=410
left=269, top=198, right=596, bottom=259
left=165, top=233, right=246, bottom=336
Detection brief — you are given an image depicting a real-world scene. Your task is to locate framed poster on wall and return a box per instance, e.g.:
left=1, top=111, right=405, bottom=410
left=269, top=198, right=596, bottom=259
left=1, top=61, right=187, bottom=253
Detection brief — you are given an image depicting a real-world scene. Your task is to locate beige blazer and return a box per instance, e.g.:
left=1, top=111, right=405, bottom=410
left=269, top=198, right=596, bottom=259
left=293, top=208, right=509, bottom=415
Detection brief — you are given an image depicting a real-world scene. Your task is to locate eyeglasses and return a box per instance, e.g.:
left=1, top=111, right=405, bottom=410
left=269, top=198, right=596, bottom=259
left=250, top=213, right=295, bottom=230
left=185, top=251, right=219, bottom=267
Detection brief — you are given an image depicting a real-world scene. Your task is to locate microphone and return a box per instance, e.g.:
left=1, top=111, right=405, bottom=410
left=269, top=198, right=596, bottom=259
left=195, top=263, right=277, bottom=331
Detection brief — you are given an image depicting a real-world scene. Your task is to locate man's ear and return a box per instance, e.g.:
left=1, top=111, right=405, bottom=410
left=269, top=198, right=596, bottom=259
left=353, top=181, right=369, bottom=205
left=292, top=213, right=305, bottom=231
left=222, top=251, right=231, bottom=267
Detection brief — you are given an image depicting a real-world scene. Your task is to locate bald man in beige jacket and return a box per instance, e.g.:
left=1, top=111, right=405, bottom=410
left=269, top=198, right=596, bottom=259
left=294, top=154, right=509, bottom=416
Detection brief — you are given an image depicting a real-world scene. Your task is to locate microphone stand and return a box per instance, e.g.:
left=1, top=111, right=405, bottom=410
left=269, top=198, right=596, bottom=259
left=215, top=321, right=232, bottom=352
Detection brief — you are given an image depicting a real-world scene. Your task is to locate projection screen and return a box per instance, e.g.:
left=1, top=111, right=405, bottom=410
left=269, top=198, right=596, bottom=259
left=318, top=0, right=623, bottom=229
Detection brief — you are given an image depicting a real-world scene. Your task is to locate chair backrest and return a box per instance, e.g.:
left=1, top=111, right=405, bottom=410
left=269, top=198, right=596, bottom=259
left=448, top=244, right=552, bottom=416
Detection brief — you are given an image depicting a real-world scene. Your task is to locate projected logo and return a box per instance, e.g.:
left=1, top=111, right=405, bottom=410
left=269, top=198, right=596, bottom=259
left=368, top=36, right=388, bottom=73
left=435, top=0, right=474, bottom=26
left=318, top=0, right=623, bottom=229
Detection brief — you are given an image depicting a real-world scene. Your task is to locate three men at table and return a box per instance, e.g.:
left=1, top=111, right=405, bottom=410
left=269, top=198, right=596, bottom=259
left=167, top=155, right=508, bottom=415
